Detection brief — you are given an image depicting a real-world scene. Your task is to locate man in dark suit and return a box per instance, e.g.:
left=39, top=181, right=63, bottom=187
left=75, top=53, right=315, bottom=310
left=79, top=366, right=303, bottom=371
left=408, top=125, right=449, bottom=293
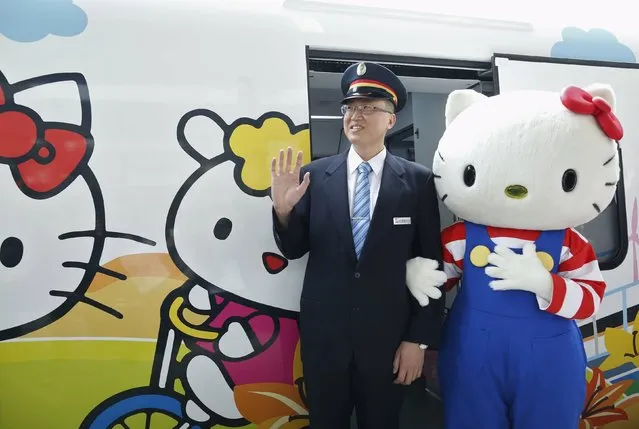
left=270, top=61, right=445, bottom=429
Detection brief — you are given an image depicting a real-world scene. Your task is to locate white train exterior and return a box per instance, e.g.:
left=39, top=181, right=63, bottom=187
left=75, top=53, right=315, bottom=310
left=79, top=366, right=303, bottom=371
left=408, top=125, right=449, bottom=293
left=1, top=1, right=639, bottom=428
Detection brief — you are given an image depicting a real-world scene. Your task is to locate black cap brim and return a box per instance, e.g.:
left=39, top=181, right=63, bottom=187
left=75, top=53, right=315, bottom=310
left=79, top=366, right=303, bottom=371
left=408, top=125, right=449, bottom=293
left=340, top=90, right=398, bottom=113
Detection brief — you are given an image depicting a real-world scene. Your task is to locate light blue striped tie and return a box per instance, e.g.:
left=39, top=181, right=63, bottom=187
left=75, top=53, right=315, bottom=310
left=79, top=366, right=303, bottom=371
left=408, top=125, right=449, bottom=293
left=352, top=162, right=372, bottom=259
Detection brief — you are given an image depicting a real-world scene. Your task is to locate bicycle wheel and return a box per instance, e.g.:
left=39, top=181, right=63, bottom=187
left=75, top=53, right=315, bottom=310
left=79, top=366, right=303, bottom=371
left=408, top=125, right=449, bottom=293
left=80, top=387, right=202, bottom=429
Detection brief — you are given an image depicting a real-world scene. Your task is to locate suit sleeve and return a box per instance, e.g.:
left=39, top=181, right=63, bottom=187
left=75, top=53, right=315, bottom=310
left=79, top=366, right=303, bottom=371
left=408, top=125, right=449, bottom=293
left=404, top=169, right=445, bottom=349
left=272, top=166, right=311, bottom=260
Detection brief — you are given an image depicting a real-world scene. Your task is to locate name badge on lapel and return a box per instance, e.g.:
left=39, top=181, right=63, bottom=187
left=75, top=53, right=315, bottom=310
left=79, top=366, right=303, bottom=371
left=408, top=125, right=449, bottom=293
left=393, top=217, right=411, bottom=225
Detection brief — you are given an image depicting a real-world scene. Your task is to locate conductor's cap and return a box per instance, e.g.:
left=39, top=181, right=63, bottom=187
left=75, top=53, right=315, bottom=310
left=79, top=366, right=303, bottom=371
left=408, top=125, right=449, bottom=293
left=340, top=62, right=407, bottom=113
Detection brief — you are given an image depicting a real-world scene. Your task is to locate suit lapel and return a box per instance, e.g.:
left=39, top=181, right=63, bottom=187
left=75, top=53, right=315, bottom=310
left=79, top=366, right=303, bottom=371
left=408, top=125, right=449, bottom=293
left=359, top=153, right=407, bottom=262
left=322, top=151, right=407, bottom=264
left=322, top=151, right=357, bottom=261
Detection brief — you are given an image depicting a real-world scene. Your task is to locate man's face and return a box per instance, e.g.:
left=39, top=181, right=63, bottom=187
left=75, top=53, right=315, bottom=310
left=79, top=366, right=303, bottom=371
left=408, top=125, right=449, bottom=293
left=342, top=98, right=396, bottom=146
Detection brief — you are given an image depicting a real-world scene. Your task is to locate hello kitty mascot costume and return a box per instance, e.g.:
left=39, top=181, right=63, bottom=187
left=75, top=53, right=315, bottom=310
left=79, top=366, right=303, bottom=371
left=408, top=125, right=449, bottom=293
left=406, top=83, right=623, bottom=428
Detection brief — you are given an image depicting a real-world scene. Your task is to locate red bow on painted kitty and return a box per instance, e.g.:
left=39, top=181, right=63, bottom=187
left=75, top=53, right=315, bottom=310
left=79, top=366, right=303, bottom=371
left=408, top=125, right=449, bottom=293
left=0, top=93, right=89, bottom=196
left=560, top=85, right=624, bottom=141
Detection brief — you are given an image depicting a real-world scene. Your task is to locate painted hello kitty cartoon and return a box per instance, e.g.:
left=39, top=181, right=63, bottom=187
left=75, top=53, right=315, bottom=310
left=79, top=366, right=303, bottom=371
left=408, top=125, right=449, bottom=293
left=406, top=84, right=623, bottom=428
left=161, top=109, right=309, bottom=425
left=0, top=70, right=155, bottom=342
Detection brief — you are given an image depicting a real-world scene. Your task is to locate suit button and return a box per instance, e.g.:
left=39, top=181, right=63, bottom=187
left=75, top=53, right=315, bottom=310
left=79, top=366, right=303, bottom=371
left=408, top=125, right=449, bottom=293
left=354, top=272, right=360, bottom=279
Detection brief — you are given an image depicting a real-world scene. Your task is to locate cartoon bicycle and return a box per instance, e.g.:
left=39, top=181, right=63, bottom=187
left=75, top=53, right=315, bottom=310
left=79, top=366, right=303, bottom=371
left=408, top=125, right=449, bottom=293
left=80, top=280, right=300, bottom=429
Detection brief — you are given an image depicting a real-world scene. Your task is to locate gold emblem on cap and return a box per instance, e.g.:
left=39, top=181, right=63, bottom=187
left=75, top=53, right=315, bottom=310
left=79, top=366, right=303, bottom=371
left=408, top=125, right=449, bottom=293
left=356, top=62, right=366, bottom=76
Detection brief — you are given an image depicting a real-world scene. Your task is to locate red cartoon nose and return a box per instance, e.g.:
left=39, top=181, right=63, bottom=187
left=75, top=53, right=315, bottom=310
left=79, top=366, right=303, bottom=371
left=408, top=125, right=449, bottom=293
left=262, top=252, right=288, bottom=274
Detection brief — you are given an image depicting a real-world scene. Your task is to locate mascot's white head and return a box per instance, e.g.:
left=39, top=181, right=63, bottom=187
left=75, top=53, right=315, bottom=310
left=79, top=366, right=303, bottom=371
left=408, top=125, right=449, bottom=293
left=433, top=84, right=623, bottom=231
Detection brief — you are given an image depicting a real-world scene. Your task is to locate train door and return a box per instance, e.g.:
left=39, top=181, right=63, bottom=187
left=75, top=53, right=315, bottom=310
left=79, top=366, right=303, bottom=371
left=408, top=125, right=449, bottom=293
left=305, top=48, right=496, bottom=428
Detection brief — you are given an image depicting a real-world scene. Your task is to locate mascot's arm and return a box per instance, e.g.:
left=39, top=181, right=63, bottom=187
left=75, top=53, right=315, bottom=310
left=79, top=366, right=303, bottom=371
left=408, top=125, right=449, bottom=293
left=441, top=222, right=466, bottom=291
left=541, top=228, right=606, bottom=320
left=406, top=221, right=465, bottom=301
left=487, top=228, right=605, bottom=321
left=404, top=170, right=446, bottom=348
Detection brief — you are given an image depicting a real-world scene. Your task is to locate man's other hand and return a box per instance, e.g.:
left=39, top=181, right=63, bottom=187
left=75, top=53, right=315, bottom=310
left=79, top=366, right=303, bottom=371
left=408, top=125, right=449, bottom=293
left=393, top=341, right=424, bottom=385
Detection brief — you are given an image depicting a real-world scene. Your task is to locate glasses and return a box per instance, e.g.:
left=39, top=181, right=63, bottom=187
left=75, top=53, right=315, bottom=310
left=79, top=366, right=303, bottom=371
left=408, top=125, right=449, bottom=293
left=340, top=104, right=394, bottom=116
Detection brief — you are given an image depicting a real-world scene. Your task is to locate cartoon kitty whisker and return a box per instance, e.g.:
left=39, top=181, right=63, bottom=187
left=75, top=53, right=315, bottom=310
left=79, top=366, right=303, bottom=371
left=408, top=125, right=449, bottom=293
left=438, top=151, right=445, bottom=162
left=603, top=154, right=616, bottom=166
left=593, top=203, right=601, bottom=213
left=59, top=230, right=157, bottom=246
left=62, top=261, right=127, bottom=280
left=605, top=181, right=617, bottom=186
left=49, top=290, right=123, bottom=319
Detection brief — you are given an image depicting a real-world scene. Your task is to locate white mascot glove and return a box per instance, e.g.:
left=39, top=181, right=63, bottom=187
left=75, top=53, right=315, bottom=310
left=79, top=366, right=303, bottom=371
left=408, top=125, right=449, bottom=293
left=485, top=243, right=553, bottom=302
left=406, top=257, right=447, bottom=307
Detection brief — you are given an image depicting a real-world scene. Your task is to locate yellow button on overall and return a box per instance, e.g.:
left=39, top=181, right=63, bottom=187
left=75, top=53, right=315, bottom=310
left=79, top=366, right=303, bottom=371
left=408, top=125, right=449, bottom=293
left=470, top=245, right=491, bottom=267
left=470, top=245, right=554, bottom=271
left=537, top=251, right=554, bottom=271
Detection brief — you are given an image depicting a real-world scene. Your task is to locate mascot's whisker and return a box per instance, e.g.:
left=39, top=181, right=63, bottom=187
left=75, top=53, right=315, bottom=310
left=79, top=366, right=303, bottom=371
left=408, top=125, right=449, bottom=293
left=49, top=290, right=123, bottom=319
left=59, top=229, right=157, bottom=246
left=62, top=261, right=127, bottom=280
left=603, top=154, right=616, bottom=166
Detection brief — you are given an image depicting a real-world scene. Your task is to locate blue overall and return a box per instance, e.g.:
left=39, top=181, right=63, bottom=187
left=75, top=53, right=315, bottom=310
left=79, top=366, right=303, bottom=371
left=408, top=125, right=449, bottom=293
left=438, top=222, right=587, bottom=429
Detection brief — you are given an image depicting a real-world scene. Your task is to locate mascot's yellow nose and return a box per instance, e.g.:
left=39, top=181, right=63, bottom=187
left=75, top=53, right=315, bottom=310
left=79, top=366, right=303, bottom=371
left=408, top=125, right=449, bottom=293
left=505, top=185, right=528, bottom=199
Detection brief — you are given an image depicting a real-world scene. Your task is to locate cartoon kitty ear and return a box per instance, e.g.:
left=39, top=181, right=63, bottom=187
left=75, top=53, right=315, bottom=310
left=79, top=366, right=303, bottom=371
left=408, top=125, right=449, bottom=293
left=10, top=73, right=90, bottom=129
left=445, top=89, right=487, bottom=126
left=584, top=83, right=616, bottom=110
left=176, top=109, right=228, bottom=165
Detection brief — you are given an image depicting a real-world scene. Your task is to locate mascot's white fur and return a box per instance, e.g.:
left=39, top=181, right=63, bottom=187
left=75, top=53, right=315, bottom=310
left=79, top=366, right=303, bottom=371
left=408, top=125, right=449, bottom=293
left=406, top=84, right=623, bottom=429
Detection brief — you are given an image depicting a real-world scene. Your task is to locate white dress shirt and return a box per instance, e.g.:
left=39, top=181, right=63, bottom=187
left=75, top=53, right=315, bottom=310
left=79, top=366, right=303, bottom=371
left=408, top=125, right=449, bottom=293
left=347, top=146, right=386, bottom=218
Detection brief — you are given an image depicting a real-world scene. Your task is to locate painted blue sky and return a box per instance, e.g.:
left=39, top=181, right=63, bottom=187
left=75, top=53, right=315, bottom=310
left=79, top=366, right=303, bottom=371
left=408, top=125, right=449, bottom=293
left=0, top=0, right=88, bottom=43
left=551, top=27, right=636, bottom=63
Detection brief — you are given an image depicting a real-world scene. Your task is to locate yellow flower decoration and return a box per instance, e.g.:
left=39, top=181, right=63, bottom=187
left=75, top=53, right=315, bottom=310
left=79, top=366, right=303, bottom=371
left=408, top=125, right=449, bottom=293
left=228, top=114, right=311, bottom=192
left=600, top=311, right=639, bottom=371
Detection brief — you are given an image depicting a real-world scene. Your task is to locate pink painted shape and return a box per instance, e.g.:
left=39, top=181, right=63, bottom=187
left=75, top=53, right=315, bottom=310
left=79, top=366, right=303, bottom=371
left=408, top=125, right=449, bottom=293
left=195, top=295, right=299, bottom=386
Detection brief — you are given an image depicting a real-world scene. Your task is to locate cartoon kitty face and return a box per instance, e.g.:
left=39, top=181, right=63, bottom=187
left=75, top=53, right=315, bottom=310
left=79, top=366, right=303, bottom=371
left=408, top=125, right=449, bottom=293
left=167, top=111, right=309, bottom=313
left=433, top=84, right=621, bottom=231
left=170, top=160, right=308, bottom=312
left=0, top=168, right=100, bottom=340
left=0, top=70, right=108, bottom=340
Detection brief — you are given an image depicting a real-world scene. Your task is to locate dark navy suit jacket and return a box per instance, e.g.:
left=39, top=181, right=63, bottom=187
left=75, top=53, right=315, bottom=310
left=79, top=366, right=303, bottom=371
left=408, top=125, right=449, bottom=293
left=272, top=150, right=445, bottom=374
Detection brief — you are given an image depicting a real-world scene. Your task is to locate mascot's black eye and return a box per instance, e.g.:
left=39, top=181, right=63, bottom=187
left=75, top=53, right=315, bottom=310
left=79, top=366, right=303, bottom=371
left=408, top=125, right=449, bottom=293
left=463, top=165, right=476, bottom=187
left=0, top=237, right=24, bottom=268
left=214, top=218, right=232, bottom=240
left=562, top=169, right=577, bottom=192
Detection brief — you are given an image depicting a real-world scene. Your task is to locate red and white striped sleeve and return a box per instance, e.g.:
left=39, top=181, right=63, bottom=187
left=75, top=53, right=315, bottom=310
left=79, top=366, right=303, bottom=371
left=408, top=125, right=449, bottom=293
left=539, top=228, right=606, bottom=320
left=441, top=222, right=466, bottom=292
